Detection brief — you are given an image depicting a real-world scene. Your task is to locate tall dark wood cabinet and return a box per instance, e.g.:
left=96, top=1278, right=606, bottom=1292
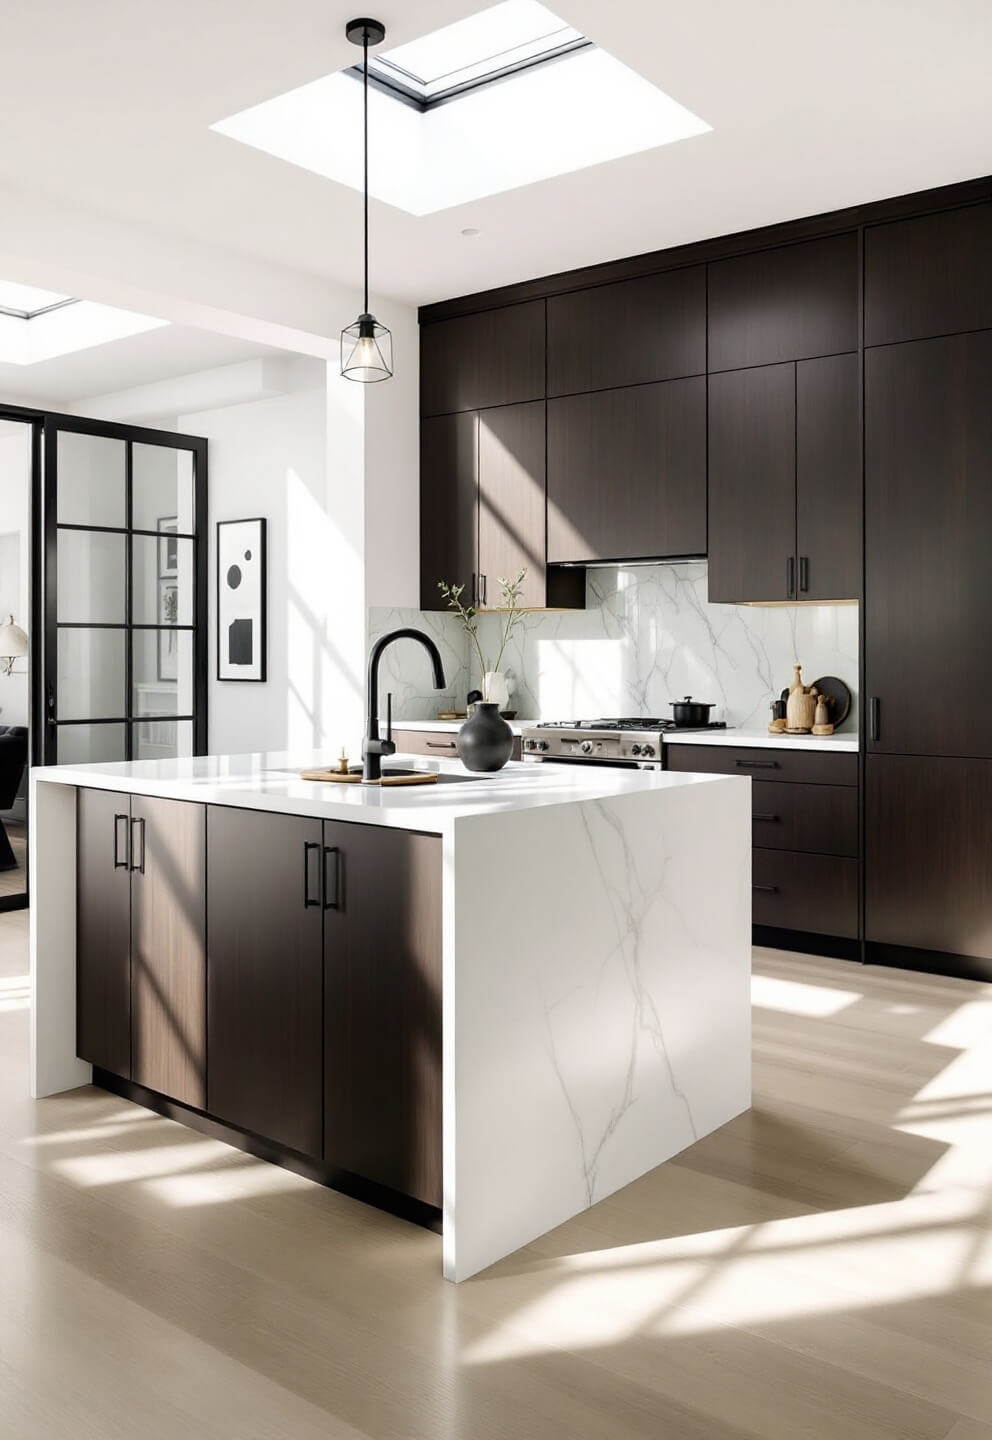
left=324, top=822, right=443, bottom=1209
left=420, top=299, right=544, bottom=416
left=865, top=202, right=992, bottom=346
left=478, top=400, right=548, bottom=609
left=77, top=787, right=132, bottom=1078
left=795, top=353, right=861, bottom=602
left=865, top=331, right=992, bottom=758
left=420, top=411, right=478, bottom=609
left=130, top=795, right=206, bottom=1109
left=548, top=378, right=706, bottom=564
left=206, top=807, right=324, bottom=1157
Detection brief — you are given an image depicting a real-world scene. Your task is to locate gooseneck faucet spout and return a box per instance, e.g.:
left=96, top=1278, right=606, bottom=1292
left=363, top=628, right=446, bottom=782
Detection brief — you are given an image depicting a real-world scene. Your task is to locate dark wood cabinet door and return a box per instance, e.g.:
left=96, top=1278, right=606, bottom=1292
left=707, top=364, right=796, bottom=603
left=420, top=299, right=545, bottom=416
left=547, top=266, right=705, bottom=395
left=77, top=788, right=131, bottom=1076
left=865, top=332, right=992, bottom=757
left=867, top=754, right=992, bottom=960
left=796, top=352, right=861, bottom=601
left=420, top=411, right=478, bottom=610
left=865, top=202, right=992, bottom=346
left=478, top=400, right=546, bottom=609
left=547, top=376, right=706, bottom=564
left=708, top=233, right=858, bottom=371
left=207, top=807, right=323, bottom=1157
left=130, top=795, right=206, bottom=1108
left=324, top=821, right=442, bottom=1209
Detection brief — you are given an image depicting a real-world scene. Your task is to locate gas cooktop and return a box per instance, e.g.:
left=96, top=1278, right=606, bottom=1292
left=521, top=718, right=731, bottom=765
left=535, top=718, right=729, bottom=732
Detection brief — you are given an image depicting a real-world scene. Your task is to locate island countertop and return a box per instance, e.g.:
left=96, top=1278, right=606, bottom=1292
left=32, top=749, right=736, bottom=836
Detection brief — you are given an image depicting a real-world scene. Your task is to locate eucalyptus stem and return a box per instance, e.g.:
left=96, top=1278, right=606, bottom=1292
left=438, top=568, right=527, bottom=700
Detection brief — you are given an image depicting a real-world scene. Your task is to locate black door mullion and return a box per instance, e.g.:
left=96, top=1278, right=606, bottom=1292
left=125, top=440, right=134, bottom=762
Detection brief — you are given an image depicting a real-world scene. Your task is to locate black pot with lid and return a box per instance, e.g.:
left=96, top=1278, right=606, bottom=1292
left=669, top=696, right=715, bottom=728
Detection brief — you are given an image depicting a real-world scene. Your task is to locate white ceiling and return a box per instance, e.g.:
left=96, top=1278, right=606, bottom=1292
left=0, top=326, right=286, bottom=408
left=1, top=0, right=991, bottom=309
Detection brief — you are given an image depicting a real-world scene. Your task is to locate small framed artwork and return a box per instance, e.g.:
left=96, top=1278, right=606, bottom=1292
left=158, top=516, right=178, bottom=577
left=157, top=580, right=179, bottom=682
left=217, top=518, right=267, bottom=682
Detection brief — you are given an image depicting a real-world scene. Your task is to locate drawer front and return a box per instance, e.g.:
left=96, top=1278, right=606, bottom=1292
left=751, top=781, right=858, bottom=857
left=666, top=742, right=858, bottom=787
left=752, top=849, right=858, bottom=938
left=392, top=729, right=522, bottom=762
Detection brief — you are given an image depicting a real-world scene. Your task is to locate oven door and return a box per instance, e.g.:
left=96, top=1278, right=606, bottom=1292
left=526, top=754, right=661, bottom=771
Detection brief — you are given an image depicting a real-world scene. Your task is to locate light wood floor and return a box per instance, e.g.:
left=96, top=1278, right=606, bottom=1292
left=2, top=915, right=991, bottom=1439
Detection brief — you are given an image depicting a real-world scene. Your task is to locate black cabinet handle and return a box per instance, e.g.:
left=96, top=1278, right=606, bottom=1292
left=113, top=812, right=129, bottom=870
left=735, top=758, right=780, bottom=770
left=787, top=555, right=796, bottom=598
left=480, top=573, right=488, bottom=606
left=303, top=841, right=321, bottom=908
left=129, top=817, right=145, bottom=874
left=799, top=556, right=809, bottom=594
left=323, top=846, right=342, bottom=911
left=870, top=696, right=880, bottom=743
left=471, top=572, right=477, bottom=606
left=752, top=884, right=779, bottom=894
left=752, top=813, right=780, bottom=823
left=426, top=740, right=457, bottom=750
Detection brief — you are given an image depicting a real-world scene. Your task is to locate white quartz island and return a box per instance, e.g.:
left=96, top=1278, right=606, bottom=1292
left=31, top=752, right=751, bottom=1281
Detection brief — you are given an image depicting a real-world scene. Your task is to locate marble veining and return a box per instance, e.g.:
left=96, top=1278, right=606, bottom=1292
left=367, top=607, right=470, bottom=719
left=375, top=563, right=859, bottom=729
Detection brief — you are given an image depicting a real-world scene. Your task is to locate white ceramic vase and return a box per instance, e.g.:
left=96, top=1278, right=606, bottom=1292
left=483, top=670, right=512, bottom=711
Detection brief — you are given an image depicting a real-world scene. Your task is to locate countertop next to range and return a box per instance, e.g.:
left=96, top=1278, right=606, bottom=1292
left=398, top=719, right=860, bottom=753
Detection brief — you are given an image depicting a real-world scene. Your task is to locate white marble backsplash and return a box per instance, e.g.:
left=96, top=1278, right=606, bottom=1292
left=367, top=606, right=471, bottom=718
left=371, top=562, right=859, bottom=730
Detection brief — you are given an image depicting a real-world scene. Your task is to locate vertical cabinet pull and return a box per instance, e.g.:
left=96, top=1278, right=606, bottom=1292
left=303, top=842, right=321, bottom=908
left=787, top=555, right=796, bottom=599
left=799, top=556, right=809, bottom=593
left=471, top=572, right=477, bottom=606
left=323, top=846, right=342, bottom=911
left=113, top=813, right=129, bottom=870
left=129, top=817, right=145, bottom=874
left=870, top=697, right=881, bottom=743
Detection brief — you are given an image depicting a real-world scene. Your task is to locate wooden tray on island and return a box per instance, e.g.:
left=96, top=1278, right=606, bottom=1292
left=300, top=768, right=439, bottom=787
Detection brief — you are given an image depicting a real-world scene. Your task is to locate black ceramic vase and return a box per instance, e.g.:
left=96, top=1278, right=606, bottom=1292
left=456, top=702, right=515, bottom=773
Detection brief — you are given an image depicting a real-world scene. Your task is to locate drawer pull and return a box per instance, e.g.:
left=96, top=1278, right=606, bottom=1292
left=426, top=740, right=457, bottom=750
left=735, top=758, right=780, bottom=770
left=752, top=884, right=779, bottom=894
left=753, top=813, right=780, bottom=822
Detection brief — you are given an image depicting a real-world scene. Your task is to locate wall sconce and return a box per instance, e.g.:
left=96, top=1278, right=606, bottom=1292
left=0, top=616, right=28, bottom=675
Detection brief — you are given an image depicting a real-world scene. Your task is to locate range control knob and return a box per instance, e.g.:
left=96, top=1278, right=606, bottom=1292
left=640, top=743, right=655, bottom=758
left=630, top=743, right=642, bottom=756
left=580, top=740, right=594, bottom=754
left=537, top=740, right=549, bottom=752
left=524, top=738, right=537, bottom=751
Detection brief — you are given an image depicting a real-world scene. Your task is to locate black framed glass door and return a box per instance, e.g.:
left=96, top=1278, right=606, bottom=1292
left=43, top=417, right=207, bottom=764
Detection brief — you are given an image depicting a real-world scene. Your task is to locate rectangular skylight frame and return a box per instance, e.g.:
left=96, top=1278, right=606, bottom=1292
left=353, top=36, right=592, bottom=111
left=0, top=296, right=79, bottom=321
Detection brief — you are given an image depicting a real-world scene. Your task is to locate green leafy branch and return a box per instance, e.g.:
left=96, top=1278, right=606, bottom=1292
left=438, top=568, right=527, bottom=700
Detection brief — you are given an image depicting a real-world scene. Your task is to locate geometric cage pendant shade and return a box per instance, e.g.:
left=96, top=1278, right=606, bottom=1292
left=341, top=311, right=393, bottom=382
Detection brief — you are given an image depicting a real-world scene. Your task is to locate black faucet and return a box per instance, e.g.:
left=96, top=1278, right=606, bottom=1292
left=363, top=628, right=446, bottom=782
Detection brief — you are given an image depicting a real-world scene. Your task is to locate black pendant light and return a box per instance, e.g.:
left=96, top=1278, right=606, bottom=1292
left=341, top=17, right=393, bottom=383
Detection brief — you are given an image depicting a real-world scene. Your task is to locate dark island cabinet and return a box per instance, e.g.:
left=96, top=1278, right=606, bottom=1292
left=707, top=232, right=858, bottom=372
left=77, top=788, right=206, bottom=1109
left=420, top=299, right=545, bottom=417
left=548, top=376, right=706, bottom=564
left=77, top=787, right=132, bottom=1078
left=206, top=807, right=324, bottom=1158
left=865, top=202, right=992, bottom=347
left=324, top=821, right=443, bottom=1209
left=709, top=353, right=860, bottom=604
left=865, top=331, right=992, bottom=758
left=866, top=754, right=992, bottom=963
left=547, top=265, right=705, bottom=395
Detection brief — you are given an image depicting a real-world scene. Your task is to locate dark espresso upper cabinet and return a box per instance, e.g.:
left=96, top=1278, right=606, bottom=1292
left=548, top=377, right=706, bottom=564
left=708, top=364, right=796, bottom=603
left=547, top=266, right=705, bottom=395
left=865, top=331, right=992, bottom=758
left=420, top=411, right=478, bottom=609
left=708, top=233, right=858, bottom=371
left=420, top=300, right=545, bottom=416
left=865, top=202, right=992, bottom=347
left=478, top=401, right=547, bottom=610
left=795, top=353, right=861, bottom=601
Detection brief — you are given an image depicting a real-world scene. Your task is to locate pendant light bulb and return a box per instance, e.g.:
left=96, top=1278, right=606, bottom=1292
left=341, top=18, right=393, bottom=383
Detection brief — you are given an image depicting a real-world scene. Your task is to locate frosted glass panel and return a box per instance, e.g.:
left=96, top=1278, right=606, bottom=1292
left=57, top=723, right=127, bottom=764
left=133, top=445, right=195, bottom=534
left=132, top=629, right=194, bottom=716
left=56, top=432, right=126, bottom=528
left=132, top=534, right=193, bottom=626
left=133, top=719, right=193, bottom=760
left=57, top=629, right=126, bottom=720
left=57, top=530, right=126, bottom=624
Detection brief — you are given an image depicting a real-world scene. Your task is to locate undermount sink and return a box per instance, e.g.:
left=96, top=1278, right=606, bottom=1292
left=383, top=767, right=485, bottom=784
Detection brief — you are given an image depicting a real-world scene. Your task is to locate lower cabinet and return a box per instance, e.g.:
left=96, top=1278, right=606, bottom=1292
left=77, top=787, right=206, bottom=1107
left=866, top=753, right=992, bottom=962
left=206, top=807, right=324, bottom=1157
left=391, top=727, right=522, bottom=763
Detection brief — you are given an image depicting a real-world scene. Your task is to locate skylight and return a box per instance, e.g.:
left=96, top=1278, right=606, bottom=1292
left=212, top=3, right=711, bottom=217
left=0, top=284, right=167, bottom=365
left=359, top=0, right=589, bottom=108
left=0, top=280, right=75, bottom=320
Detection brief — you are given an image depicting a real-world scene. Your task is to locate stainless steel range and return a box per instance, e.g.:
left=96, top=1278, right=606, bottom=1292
left=521, top=718, right=729, bottom=769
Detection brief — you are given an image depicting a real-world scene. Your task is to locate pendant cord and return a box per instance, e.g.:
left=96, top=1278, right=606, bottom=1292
left=363, top=29, right=369, bottom=316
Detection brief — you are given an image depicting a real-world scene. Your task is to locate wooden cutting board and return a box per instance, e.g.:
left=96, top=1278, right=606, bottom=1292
left=299, top=768, right=439, bottom=787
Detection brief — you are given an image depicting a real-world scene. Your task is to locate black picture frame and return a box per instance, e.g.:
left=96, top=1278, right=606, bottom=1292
left=158, top=515, right=178, bottom=577
left=216, top=517, right=267, bottom=683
